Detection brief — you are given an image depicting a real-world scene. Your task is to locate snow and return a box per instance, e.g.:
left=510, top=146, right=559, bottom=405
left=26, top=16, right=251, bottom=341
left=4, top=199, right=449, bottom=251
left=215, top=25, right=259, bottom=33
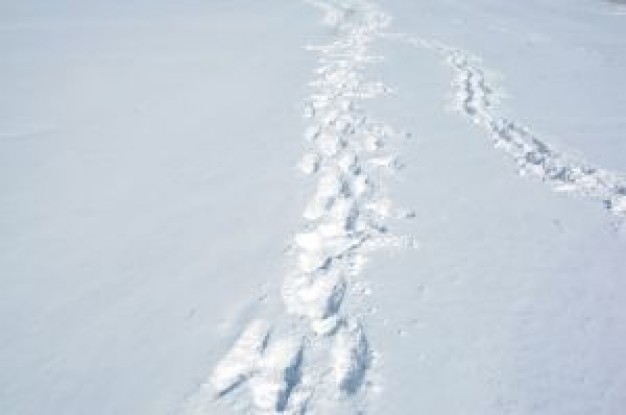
left=1, top=0, right=625, bottom=414
left=0, top=1, right=316, bottom=414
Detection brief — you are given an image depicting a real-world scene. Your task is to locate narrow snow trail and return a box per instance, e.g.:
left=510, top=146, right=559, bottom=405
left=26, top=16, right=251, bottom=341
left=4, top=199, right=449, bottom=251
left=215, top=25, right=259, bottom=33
left=391, top=34, right=626, bottom=218
left=181, top=1, right=414, bottom=413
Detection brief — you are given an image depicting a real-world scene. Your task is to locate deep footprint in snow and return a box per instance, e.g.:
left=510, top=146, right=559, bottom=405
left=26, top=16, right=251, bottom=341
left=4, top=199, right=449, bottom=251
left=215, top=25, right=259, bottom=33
left=248, top=338, right=304, bottom=412
left=333, top=321, right=370, bottom=395
left=210, top=320, right=271, bottom=397
left=283, top=269, right=346, bottom=335
left=207, top=321, right=307, bottom=413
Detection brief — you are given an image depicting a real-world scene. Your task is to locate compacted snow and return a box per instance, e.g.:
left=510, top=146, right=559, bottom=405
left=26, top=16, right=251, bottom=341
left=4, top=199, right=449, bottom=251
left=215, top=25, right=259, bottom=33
left=1, top=0, right=625, bottom=414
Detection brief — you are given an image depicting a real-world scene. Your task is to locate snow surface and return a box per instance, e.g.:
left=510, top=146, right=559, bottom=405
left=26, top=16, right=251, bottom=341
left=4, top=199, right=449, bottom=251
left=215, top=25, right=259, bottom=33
left=1, top=0, right=625, bottom=414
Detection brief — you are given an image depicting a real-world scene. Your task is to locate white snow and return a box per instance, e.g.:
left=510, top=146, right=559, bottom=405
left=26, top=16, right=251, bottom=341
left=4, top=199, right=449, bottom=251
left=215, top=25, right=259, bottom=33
left=1, top=0, right=625, bottom=414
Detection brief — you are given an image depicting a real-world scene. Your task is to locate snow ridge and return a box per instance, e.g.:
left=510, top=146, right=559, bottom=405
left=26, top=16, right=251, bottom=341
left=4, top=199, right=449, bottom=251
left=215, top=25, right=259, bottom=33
left=182, top=1, right=413, bottom=413
left=396, top=36, right=626, bottom=218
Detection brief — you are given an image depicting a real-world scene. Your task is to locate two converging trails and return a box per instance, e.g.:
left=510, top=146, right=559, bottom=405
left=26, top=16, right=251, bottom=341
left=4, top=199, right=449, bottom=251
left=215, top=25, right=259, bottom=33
left=182, top=0, right=626, bottom=413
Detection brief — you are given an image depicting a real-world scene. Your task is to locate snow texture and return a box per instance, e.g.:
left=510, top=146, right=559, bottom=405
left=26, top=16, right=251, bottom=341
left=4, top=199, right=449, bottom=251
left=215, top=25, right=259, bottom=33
left=2, top=0, right=625, bottom=414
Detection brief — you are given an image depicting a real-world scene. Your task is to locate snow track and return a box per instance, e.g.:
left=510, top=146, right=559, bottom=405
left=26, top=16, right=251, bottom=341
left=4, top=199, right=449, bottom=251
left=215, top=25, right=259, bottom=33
left=182, top=3, right=625, bottom=414
left=394, top=35, right=626, bottom=218
left=181, top=1, right=414, bottom=413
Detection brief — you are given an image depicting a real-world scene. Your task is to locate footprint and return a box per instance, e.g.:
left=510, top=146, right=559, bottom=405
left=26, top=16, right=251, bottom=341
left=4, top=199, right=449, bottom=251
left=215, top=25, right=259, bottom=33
left=249, top=338, right=304, bottom=412
left=210, top=319, right=271, bottom=397
left=332, top=321, right=370, bottom=395
left=283, top=270, right=346, bottom=334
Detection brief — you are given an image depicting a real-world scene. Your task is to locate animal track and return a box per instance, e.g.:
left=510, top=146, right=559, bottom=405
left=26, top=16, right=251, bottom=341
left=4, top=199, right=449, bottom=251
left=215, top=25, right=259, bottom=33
left=394, top=34, right=626, bottom=218
left=447, top=50, right=626, bottom=217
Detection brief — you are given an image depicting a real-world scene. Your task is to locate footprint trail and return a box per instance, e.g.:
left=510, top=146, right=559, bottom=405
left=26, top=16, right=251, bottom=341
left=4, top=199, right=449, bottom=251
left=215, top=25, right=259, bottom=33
left=393, top=35, right=626, bottom=218
left=181, top=2, right=626, bottom=414
left=181, top=1, right=414, bottom=413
